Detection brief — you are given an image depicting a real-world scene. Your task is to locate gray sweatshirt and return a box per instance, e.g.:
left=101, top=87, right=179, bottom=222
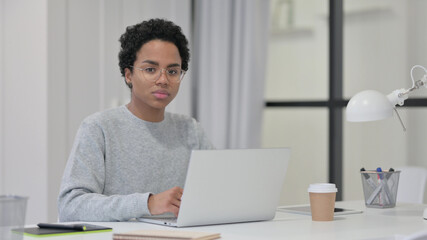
left=58, top=105, right=214, bottom=222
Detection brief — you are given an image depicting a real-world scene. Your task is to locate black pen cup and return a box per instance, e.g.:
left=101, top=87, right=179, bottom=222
left=360, top=170, right=400, bottom=208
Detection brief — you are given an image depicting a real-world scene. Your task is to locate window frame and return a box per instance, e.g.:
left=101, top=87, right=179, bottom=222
left=265, top=0, right=427, bottom=201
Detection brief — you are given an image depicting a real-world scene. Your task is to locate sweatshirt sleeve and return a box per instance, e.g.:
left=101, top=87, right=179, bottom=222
left=193, top=119, right=215, bottom=150
left=57, top=119, right=151, bottom=222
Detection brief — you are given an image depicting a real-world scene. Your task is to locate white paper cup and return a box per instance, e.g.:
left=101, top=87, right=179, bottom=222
left=0, top=195, right=28, bottom=240
left=308, top=183, right=337, bottom=221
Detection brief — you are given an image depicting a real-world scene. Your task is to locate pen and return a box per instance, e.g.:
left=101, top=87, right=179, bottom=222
left=360, top=167, right=377, bottom=189
left=377, top=167, right=392, bottom=205
left=376, top=168, right=385, bottom=205
left=363, top=167, right=382, bottom=205
left=385, top=168, right=396, bottom=189
left=381, top=169, right=394, bottom=204
left=37, top=223, right=87, bottom=231
left=366, top=168, right=388, bottom=205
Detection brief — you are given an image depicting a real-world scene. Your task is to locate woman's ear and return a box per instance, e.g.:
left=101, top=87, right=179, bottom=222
left=124, top=68, right=133, bottom=88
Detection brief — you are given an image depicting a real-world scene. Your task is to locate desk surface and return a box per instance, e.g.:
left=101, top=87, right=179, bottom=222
left=23, top=201, right=427, bottom=240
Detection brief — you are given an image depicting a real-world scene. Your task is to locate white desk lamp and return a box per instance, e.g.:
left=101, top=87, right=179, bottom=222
left=346, top=65, right=427, bottom=219
left=347, top=65, right=427, bottom=130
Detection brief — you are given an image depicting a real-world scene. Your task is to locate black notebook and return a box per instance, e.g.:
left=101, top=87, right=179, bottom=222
left=13, top=223, right=112, bottom=237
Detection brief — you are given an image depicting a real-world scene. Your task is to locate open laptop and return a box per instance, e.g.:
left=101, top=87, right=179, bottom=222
left=137, top=148, right=290, bottom=227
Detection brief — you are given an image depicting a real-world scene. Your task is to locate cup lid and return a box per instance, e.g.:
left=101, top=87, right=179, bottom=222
left=307, top=183, right=338, bottom=193
left=0, top=195, right=29, bottom=202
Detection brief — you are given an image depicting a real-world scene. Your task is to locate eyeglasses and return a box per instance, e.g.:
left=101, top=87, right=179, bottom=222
left=130, top=66, right=186, bottom=83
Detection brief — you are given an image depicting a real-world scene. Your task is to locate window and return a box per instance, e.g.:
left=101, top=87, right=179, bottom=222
left=263, top=0, right=331, bottom=204
left=263, top=0, right=427, bottom=204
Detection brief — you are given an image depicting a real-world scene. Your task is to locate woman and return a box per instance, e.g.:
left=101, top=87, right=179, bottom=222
left=58, top=19, right=214, bottom=222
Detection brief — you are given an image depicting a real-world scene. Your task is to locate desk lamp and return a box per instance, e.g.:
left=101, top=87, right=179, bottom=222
left=346, top=65, right=427, bottom=220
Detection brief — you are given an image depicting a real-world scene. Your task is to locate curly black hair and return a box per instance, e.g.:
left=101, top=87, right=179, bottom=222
left=118, top=18, right=190, bottom=88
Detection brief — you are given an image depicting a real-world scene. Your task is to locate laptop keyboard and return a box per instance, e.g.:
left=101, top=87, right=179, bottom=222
left=138, top=215, right=177, bottom=223
left=153, top=217, right=177, bottom=223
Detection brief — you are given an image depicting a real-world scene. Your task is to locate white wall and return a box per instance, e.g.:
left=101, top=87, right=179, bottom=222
left=1, top=0, right=49, bottom=223
left=1, top=0, right=193, bottom=223
left=0, top=0, right=3, bottom=195
left=47, top=0, right=68, bottom=223
left=406, top=0, right=427, bottom=202
left=406, top=0, right=427, bottom=166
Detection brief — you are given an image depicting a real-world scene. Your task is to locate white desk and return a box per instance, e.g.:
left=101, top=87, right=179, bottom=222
left=23, top=201, right=427, bottom=240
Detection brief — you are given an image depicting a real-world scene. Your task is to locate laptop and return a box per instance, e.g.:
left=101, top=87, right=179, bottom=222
left=137, top=148, right=290, bottom=227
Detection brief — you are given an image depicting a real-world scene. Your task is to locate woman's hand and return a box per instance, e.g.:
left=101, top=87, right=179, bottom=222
left=147, top=186, right=183, bottom=217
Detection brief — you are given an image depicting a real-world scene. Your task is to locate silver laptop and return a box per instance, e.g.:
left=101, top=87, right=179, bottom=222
left=137, top=148, right=290, bottom=227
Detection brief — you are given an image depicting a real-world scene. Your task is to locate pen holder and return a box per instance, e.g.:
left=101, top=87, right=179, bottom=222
left=360, top=170, right=400, bottom=208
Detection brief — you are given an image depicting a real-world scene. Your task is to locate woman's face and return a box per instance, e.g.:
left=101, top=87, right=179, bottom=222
left=125, top=40, right=182, bottom=114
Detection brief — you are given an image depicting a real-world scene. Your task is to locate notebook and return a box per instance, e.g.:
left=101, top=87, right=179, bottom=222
left=13, top=224, right=112, bottom=237
left=138, top=148, right=290, bottom=227
left=113, top=229, right=220, bottom=240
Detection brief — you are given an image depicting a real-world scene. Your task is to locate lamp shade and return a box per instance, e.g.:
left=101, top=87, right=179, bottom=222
left=346, top=90, right=394, bottom=122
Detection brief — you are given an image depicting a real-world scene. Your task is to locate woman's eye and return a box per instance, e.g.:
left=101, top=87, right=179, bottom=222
left=167, top=69, right=179, bottom=75
left=144, top=67, right=157, bottom=73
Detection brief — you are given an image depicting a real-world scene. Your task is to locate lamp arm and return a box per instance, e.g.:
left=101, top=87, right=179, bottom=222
left=387, top=89, right=408, bottom=106
left=386, top=69, right=427, bottom=106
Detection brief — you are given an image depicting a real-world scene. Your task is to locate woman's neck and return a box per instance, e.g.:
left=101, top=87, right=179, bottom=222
left=126, top=102, right=165, bottom=122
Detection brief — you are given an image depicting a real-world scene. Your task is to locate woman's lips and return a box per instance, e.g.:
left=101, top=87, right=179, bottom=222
left=153, top=90, right=169, bottom=99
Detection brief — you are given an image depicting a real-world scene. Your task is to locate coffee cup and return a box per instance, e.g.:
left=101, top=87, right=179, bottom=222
left=308, top=183, right=337, bottom=221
